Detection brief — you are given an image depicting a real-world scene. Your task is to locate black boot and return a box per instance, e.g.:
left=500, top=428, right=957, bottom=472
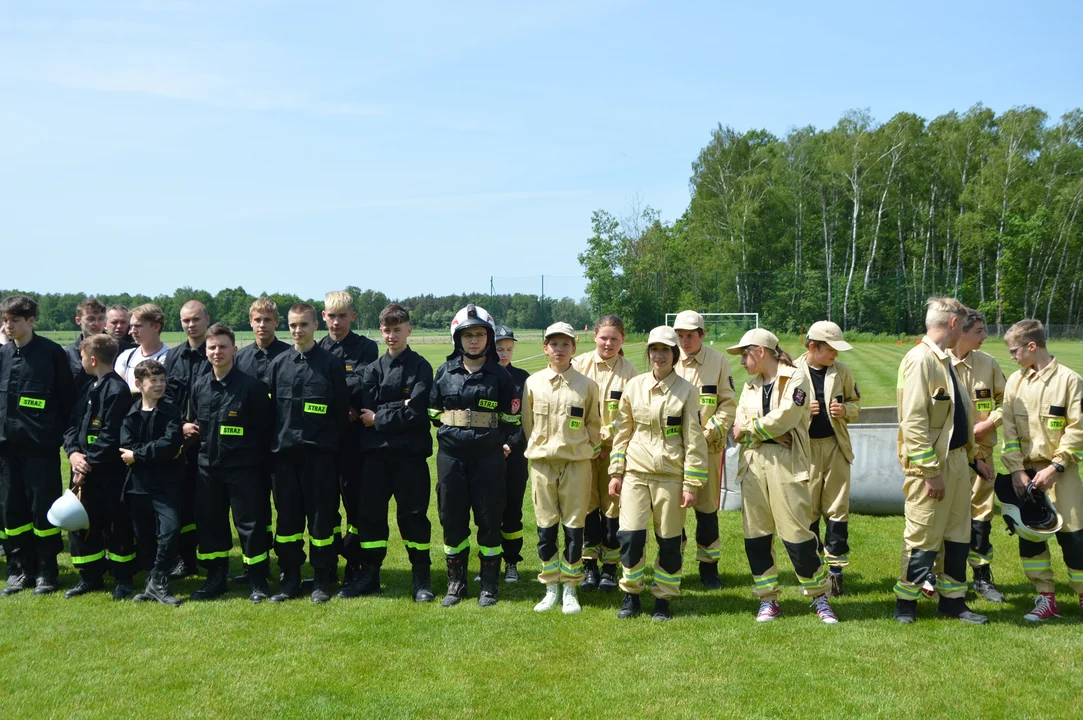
left=652, top=597, right=672, bottom=621
left=33, top=555, right=60, bottom=595
left=191, top=563, right=229, bottom=601
left=248, top=563, right=271, bottom=604
left=168, top=554, right=194, bottom=580
left=599, top=563, right=619, bottom=591
left=2, top=558, right=30, bottom=596
left=270, top=567, right=302, bottom=603
left=112, top=575, right=134, bottom=601
left=442, top=555, right=467, bottom=607
left=144, top=569, right=183, bottom=606
left=581, top=559, right=600, bottom=591
left=478, top=558, right=500, bottom=607
left=617, top=592, right=641, bottom=619
left=356, top=564, right=382, bottom=596
left=937, top=595, right=988, bottom=624
left=699, top=561, right=722, bottom=590
left=894, top=598, right=917, bottom=624
left=64, top=570, right=105, bottom=599
left=971, top=565, right=1005, bottom=603
left=413, top=565, right=435, bottom=603
left=311, top=568, right=333, bottom=604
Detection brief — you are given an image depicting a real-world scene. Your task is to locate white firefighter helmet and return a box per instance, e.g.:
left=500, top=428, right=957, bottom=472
left=449, top=304, right=495, bottom=341
left=994, top=473, right=1063, bottom=542
left=47, top=489, right=90, bottom=532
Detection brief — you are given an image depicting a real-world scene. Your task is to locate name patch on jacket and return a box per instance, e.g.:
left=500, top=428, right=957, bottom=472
left=304, top=402, right=328, bottom=415
left=86, top=434, right=98, bottom=445
left=220, top=425, right=244, bottom=436
left=665, top=415, right=681, bottom=437
left=793, top=388, right=807, bottom=407
left=1048, top=405, right=1067, bottom=431
left=569, top=405, right=584, bottom=430
left=478, top=399, right=498, bottom=410
left=975, top=388, right=993, bottom=413
left=700, top=385, right=718, bottom=406
left=19, top=396, right=45, bottom=410
left=607, top=390, right=621, bottom=413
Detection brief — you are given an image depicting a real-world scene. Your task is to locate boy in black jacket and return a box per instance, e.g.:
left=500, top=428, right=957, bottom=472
left=119, top=359, right=184, bottom=606
left=63, top=335, right=136, bottom=599
left=186, top=324, right=273, bottom=603
left=493, top=324, right=530, bottom=582
left=346, top=303, right=434, bottom=602
left=267, top=303, right=349, bottom=604
left=0, top=295, right=77, bottom=596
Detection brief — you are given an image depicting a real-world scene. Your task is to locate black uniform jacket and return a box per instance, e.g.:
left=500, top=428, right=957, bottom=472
left=268, top=343, right=349, bottom=454
left=360, top=346, right=433, bottom=457
left=63, top=371, right=133, bottom=476
left=319, top=331, right=379, bottom=407
left=0, top=334, right=77, bottom=453
left=505, top=363, right=530, bottom=455
left=163, top=340, right=211, bottom=421
left=119, top=400, right=184, bottom=495
left=190, top=367, right=272, bottom=470
left=65, top=334, right=95, bottom=394
left=429, top=354, right=519, bottom=456
left=235, top=338, right=290, bottom=386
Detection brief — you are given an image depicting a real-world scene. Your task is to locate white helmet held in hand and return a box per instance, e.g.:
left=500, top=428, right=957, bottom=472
left=47, top=489, right=90, bottom=532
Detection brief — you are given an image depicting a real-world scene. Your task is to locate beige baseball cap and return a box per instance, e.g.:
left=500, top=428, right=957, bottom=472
left=543, top=322, right=577, bottom=341
left=726, top=328, right=780, bottom=355
left=807, top=320, right=853, bottom=351
left=647, top=325, right=679, bottom=347
left=672, top=310, right=704, bottom=331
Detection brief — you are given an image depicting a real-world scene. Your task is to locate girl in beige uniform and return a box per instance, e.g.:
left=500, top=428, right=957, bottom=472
left=608, top=326, right=707, bottom=621
left=728, top=328, right=838, bottom=624
left=572, top=315, right=638, bottom=591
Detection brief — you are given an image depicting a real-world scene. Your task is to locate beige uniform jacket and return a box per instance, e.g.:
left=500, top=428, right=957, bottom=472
left=949, top=349, right=1006, bottom=462
left=675, top=344, right=737, bottom=454
left=794, top=354, right=861, bottom=464
left=1000, top=358, right=1083, bottom=472
left=896, top=336, right=976, bottom=479
left=607, top=370, right=708, bottom=493
left=734, top=363, right=813, bottom=481
left=572, top=350, right=638, bottom=446
left=521, top=365, right=602, bottom=462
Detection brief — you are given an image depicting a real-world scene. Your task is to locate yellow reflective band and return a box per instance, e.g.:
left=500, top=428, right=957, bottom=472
left=180, top=524, right=197, bottom=534
left=975, top=400, right=993, bottom=413
left=220, top=425, right=244, bottom=436
left=403, top=540, right=431, bottom=551
left=1048, top=417, right=1066, bottom=431
left=5, top=522, right=33, bottom=537
left=478, top=545, right=502, bottom=557
left=894, top=583, right=921, bottom=599
left=569, top=418, right=582, bottom=430
left=303, top=402, right=328, bottom=415
left=700, top=395, right=717, bottom=406
left=500, top=412, right=521, bottom=425
left=86, top=435, right=99, bottom=445
left=358, top=540, right=387, bottom=549
left=664, top=426, right=680, bottom=437
left=606, top=400, right=619, bottom=413
left=276, top=532, right=304, bottom=543
left=19, top=396, right=45, bottom=410
left=346, top=524, right=360, bottom=536
left=71, top=550, right=106, bottom=565
left=243, top=552, right=269, bottom=565
left=444, top=539, right=470, bottom=555
left=196, top=550, right=230, bottom=560
left=501, top=530, right=523, bottom=540
left=478, top=399, right=498, bottom=410
left=427, top=408, right=441, bottom=419
left=0, top=529, right=6, bottom=540
left=33, top=526, right=60, bottom=538
left=107, top=551, right=137, bottom=563
left=310, top=533, right=338, bottom=547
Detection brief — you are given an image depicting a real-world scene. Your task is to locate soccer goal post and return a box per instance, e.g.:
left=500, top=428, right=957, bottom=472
left=664, top=312, right=760, bottom=344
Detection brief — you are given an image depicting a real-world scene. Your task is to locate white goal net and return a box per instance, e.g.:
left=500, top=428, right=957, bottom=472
left=664, top=312, right=759, bottom=345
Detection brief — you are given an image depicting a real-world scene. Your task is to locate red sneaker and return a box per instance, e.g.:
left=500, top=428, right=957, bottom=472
left=921, top=577, right=936, bottom=599
left=756, top=599, right=782, bottom=622
left=1023, top=593, right=1060, bottom=622
left=812, top=594, right=839, bottom=624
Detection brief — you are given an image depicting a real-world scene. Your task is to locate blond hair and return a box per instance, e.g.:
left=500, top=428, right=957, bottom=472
left=249, top=297, right=279, bottom=320
left=1005, top=319, right=1047, bottom=349
left=323, top=291, right=354, bottom=314
left=130, top=303, right=166, bottom=332
left=924, top=297, right=966, bottom=330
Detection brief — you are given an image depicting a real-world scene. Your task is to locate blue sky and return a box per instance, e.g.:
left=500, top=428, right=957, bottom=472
left=2, top=0, right=1079, bottom=302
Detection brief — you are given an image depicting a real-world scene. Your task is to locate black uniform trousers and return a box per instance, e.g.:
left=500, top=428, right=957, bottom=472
left=126, top=489, right=181, bottom=573
left=357, top=452, right=431, bottom=568
left=177, top=445, right=199, bottom=563
left=436, top=449, right=506, bottom=560
left=195, top=465, right=271, bottom=569
left=272, top=449, right=341, bottom=570
left=67, top=469, right=135, bottom=580
left=501, top=451, right=528, bottom=563
left=0, top=450, right=63, bottom=568
left=339, top=435, right=366, bottom=567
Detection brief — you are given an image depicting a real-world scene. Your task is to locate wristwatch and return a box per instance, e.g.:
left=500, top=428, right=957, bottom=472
left=1052, top=461, right=1065, bottom=473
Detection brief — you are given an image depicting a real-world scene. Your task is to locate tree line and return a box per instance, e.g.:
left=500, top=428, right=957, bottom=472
left=579, top=104, right=1083, bottom=334
left=2, top=286, right=592, bottom=333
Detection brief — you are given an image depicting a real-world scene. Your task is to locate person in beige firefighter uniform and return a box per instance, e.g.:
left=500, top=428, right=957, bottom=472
left=893, top=297, right=992, bottom=625
left=572, top=315, right=638, bottom=592
left=947, top=309, right=1007, bottom=602
left=522, top=322, right=601, bottom=615
left=672, top=310, right=736, bottom=589
left=729, top=328, right=839, bottom=624
left=607, top=326, right=707, bottom=621
left=999, top=319, right=1083, bottom=622
left=793, top=321, right=860, bottom=598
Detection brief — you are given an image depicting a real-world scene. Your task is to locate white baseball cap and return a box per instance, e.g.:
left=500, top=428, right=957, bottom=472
left=647, top=325, right=679, bottom=347
left=726, top=328, right=780, bottom=355
left=672, top=310, right=704, bottom=331
left=543, top=322, right=577, bottom=341
left=807, top=321, right=853, bottom=351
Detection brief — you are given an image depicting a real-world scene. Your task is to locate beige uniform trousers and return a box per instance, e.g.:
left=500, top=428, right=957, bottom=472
left=617, top=472, right=686, bottom=599
left=532, top=458, right=591, bottom=585
left=809, top=436, right=851, bottom=566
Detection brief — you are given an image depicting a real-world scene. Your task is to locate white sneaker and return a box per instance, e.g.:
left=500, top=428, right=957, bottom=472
left=562, top=584, right=582, bottom=614
left=534, top=584, right=560, bottom=612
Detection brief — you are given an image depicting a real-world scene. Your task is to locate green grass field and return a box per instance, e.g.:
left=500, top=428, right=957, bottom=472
left=4, top=336, right=1083, bottom=718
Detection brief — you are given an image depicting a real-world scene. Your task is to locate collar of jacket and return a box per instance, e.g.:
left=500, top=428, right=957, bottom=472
left=591, top=350, right=619, bottom=369
left=1028, top=357, right=1060, bottom=382
left=386, top=346, right=412, bottom=366
left=745, top=362, right=799, bottom=390
left=948, top=349, right=973, bottom=369
left=921, top=335, right=950, bottom=361
left=448, top=354, right=500, bottom=375
left=538, top=365, right=572, bottom=386
left=680, top=344, right=707, bottom=365
left=291, top=345, right=319, bottom=362
left=182, top=341, right=207, bottom=358
left=649, top=369, right=679, bottom=392
left=212, top=368, right=238, bottom=387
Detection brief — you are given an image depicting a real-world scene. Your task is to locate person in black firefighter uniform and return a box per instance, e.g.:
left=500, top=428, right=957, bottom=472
left=319, top=291, right=379, bottom=587
left=494, top=324, right=530, bottom=582
left=428, top=304, right=519, bottom=608
left=345, top=303, right=435, bottom=601
left=64, top=297, right=108, bottom=394
left=62, top=335, right=137, bottom=599
left=0, top=294, right=77, bottom=596
left=186, top=323, right=274, bottom=603
left=267, top=303, right=349, bottom=604
left=235, top=297, right=290, bottom=386
left=162, top=299, right=212, bottom=579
